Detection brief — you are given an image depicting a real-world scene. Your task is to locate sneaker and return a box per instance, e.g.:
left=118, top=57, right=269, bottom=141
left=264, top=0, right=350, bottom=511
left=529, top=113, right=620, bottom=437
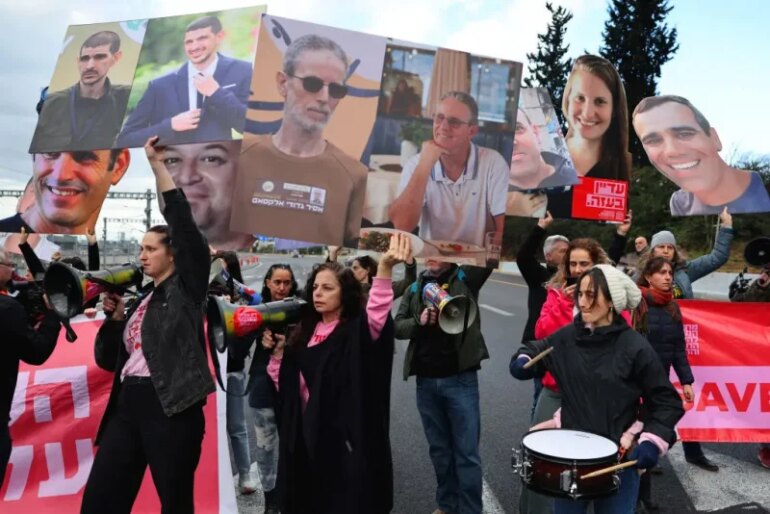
left=759, top=447, right=770, bottom=469
left=238, top=472, right=258, bottom=494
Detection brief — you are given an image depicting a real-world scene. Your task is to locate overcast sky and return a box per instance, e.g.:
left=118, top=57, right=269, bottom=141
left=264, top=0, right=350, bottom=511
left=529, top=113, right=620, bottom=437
left=2, top=0, right=768, bottom=236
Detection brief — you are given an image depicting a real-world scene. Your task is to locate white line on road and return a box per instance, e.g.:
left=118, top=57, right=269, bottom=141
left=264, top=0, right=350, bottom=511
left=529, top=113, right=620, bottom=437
left=482, top=477, right=507, bottom=514
left=480, top=304, right=514, bottom=317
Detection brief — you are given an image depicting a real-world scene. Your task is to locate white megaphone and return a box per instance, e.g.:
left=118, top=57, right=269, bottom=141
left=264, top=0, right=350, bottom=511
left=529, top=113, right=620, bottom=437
left=422, top=282, right=478, bottom=335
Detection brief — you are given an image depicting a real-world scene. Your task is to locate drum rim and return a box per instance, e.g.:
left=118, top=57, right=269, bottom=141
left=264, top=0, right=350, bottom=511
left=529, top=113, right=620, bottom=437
left=521, top=428, right=619, bottom=463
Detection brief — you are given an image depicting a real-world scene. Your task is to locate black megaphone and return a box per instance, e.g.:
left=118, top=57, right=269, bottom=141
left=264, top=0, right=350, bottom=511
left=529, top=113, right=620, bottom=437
left=744, top=236, right=770, bottom=268
left=421, top=282, right=478, bottom=335
left=44, top=262, right=144, bottom=321
left=207, top=296, right=306, bottom=353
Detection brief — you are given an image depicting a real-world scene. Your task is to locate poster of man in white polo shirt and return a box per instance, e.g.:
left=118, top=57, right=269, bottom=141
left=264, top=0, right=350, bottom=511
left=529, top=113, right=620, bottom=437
left=388, top=91, right=509, bottom=264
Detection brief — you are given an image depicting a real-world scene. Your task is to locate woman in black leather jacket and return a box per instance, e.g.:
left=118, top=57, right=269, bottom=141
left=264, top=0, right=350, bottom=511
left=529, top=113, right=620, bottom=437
left=81, top=137, right=214, bottom=514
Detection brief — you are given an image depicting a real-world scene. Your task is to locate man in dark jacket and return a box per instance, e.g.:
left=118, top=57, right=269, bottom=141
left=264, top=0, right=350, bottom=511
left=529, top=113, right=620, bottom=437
left=396, top=260, right=491, bottom=514
left=0, top=251, right=62, bottom=483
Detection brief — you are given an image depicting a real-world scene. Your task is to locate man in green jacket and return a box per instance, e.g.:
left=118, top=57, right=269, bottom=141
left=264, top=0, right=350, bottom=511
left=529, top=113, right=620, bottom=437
left=395, top=260, right=491, bottom=514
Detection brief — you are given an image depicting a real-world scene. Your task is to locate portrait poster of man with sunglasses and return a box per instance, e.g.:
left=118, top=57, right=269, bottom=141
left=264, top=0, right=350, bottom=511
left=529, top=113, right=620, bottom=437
left=230, top=16, right=387, bottom=248
left=115, top=8, right=262, bottom=148
left=29, top=22, right=145, bottom=153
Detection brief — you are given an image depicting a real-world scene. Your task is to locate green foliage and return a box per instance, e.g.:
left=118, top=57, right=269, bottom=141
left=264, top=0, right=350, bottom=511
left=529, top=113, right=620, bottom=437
left=399, top=120, right=432, bottom=146
left=599, top=0, right=678, bottom=166
left=523, top=2, right=573, bottom=128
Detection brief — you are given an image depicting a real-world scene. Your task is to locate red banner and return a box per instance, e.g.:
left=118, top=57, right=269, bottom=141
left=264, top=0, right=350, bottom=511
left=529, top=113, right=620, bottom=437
left=1, top=315, right=236, bottom=513
left=676, top=300, right=770, bottom=443
left=570, top=177, right=628, bottom=222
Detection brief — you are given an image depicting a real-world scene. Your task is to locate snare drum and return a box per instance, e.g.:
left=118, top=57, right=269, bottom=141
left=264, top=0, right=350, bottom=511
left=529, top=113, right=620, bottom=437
left=512, top=429, right=620, bottom=500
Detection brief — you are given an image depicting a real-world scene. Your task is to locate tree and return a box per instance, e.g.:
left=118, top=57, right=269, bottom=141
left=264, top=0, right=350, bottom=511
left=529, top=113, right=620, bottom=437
left=524, top=2, right=573, bottom=127
left=599, top=0, right=678, bottom=166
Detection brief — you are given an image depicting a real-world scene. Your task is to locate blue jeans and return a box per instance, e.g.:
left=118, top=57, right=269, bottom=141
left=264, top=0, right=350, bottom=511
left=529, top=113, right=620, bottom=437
left=226, top=372, right=252, bottom=476
left=553, top=468, right=640, bottom=514
left=252, top=407, right=279, bottom=491
left=416, top=370, right=482, bottom=514
left=531, top=377, right=543, bottom=423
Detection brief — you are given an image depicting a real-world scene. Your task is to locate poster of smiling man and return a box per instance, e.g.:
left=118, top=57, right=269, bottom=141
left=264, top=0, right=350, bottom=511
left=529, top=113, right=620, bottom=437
left=115, top=6, right=264, bottom=148
left=633, top=95, right=770, bottom=216
left=229, top=15, right=387, bottom=248
left=28, top=21, right=146, bottom=153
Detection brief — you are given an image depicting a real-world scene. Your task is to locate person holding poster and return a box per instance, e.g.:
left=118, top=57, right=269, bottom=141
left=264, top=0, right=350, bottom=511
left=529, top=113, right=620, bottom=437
left=30, top=31, right=131, bottom=152
left=511, top=265, right=684, bottom=514
left=389, top=91, right=508, bottom=247
left=637, top=208, right=735, bottom=472
left=632, top=95, right=770, bottom=216
left=116, top=15, right=252, bottom=147
left=230, top=34, right=368, bottom=248
left=0, top=149, right=130, bottom=234
left=80, top=137, right=215, bottom=513
left=0, top=251, right=62, bottom=484
left=263, top=234, right=410, bottom=514
left=546, top=55, right=631, bottom=219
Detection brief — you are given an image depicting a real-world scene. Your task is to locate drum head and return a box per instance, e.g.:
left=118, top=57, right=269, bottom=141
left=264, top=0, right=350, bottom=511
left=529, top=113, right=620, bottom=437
left=522, top=429, right=618, bottom=461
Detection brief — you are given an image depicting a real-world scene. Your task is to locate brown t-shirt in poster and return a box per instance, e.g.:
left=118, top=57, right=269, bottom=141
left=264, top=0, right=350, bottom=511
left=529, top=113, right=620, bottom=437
left=230, top=136, right=367, bottom=247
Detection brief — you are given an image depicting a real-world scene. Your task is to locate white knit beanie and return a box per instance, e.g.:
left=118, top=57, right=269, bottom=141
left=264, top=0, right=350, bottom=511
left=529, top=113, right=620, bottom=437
left=593, top=264, right=642, bottom=312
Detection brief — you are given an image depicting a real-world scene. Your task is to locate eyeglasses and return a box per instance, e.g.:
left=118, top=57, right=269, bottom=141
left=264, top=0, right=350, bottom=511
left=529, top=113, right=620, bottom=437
left=288, top=74, right=348, bottom=99
left=433, top=113, right=472, bottom=129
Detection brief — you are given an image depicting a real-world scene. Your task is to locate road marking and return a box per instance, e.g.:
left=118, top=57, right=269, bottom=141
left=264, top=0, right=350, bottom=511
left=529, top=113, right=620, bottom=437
left=482, top=477, right=506, bottom=514
left=488, top=278, right=527, bottom=288
left=667, top=444, right=770, bottom=511
left=480, top=304, right=514, bottom=317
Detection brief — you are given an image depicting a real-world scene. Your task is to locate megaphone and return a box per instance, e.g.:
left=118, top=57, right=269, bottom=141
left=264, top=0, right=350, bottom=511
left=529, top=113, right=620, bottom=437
left=207, top=296, right=307, bottom=353
left=209, top=269, right=262, bottom=305
left=44, top=262, right=144, bottom=321
left=422, top=282, right=478, bottom=335
left=744, top=236, right=770, bottom=268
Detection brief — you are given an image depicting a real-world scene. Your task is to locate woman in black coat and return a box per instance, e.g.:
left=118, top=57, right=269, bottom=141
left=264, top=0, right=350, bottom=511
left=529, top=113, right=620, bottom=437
left=632, top=256, right=694, bottom=511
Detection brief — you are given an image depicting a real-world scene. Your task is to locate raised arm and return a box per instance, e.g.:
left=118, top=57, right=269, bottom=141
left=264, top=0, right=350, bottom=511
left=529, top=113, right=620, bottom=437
left=145, top=137, right=210, bottom=303
left=686, top=209, right=734, bottom=283
left=517, top=215, right=550, bottom=288
left=367, top=233, right=410, bottom=340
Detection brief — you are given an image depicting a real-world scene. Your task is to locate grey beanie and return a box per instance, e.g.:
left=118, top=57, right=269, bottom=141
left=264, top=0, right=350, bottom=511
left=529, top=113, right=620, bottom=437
left=650, top=230, right=677, bottom=249
left=593, top=264, right=642, bottom=312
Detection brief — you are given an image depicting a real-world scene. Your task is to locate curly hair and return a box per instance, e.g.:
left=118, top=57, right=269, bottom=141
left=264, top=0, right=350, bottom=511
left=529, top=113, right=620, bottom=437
left=287, top=262, right=363, bottom=350
left=548, top=238, right=611, bottom=289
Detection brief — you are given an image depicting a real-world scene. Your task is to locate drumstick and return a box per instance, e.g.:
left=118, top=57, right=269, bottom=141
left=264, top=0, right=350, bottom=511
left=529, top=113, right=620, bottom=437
left=580, top=460, right=638, bottom=479
left=522, top=347, right=554, bottom=369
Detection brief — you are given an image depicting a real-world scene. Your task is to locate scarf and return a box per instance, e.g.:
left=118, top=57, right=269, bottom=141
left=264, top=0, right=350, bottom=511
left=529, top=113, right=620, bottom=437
left=632, top=286, right=681, bottom=335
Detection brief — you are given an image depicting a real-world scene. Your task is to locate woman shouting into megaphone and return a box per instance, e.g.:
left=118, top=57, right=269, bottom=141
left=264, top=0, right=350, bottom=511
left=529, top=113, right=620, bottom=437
left=263, top=233, right=411, bottom=514
left=81, top=137, right=215, bottom=514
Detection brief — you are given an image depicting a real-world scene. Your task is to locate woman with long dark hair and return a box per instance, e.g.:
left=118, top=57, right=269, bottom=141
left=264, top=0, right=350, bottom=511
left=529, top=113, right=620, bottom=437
left=546, top=54, right=632, bottom=218
left=263, top=235, right=410, bottom=513
left=249, top=263, right=298, bottom=513
left=81, top=137, right=214, bottom=513
left=632, top=256, right=694, bottom=511
left=512, top=265, right=684, bottom=514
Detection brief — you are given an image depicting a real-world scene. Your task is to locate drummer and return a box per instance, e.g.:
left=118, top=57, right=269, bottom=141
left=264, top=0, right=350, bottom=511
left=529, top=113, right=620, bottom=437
left=511, top=265, right=684, bottom=514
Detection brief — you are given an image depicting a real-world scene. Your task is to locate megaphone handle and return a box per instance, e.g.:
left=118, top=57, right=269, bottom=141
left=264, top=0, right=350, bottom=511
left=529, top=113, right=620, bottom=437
left=62, top=319, right=78, bottom=342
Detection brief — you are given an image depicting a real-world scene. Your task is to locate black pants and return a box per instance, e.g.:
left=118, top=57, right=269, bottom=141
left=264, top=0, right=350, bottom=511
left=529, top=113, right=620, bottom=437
left=80, top=379, right=205, bottom=514
left=0, top=423, right=10, bottom=485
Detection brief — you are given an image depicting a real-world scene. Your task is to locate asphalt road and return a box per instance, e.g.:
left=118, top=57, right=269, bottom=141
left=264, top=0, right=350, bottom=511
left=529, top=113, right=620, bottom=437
left=228, top=254, right=769, bottom=514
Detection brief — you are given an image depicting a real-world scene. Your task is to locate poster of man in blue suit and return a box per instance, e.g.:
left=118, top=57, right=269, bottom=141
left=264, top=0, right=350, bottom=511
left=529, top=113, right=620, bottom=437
left=116, top=8, right=263, bottom=147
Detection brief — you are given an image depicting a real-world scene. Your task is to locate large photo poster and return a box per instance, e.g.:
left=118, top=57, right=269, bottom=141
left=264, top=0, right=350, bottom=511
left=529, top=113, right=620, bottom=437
left=28, top=21, right=147, bottom=154
left=230, top=15, right=388, bottom=249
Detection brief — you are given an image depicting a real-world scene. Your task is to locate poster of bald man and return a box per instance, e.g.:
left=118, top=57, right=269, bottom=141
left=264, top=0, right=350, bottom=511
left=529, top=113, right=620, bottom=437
left=633, top=95, right=770, bottom=216
left=29, top=21, right=146, bottom=153
left=230, top=15, right=387, bottom=248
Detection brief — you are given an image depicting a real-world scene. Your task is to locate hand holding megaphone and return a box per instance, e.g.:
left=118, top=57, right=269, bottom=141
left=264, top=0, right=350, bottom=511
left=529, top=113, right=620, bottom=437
left=419, top=307, right=438, bottom=326
left=102, top=291, right=126, bottom=320
left=261, top=328, right=286, bottom=357
left=421, top=282, right=478, bottom=335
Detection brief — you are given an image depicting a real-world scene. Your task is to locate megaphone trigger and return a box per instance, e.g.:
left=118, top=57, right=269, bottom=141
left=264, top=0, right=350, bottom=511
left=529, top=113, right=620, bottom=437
left=62, top=318, right=78, bottom=342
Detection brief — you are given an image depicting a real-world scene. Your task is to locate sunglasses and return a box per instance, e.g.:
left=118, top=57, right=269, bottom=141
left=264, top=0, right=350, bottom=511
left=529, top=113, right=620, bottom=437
left=433, top=113, right=472, bottom=129
left=288, top=74, right=348, bottom=99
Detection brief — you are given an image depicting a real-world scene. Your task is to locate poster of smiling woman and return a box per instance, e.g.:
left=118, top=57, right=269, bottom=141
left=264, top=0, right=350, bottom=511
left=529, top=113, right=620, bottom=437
left=633, top=95, right=770, bottom=216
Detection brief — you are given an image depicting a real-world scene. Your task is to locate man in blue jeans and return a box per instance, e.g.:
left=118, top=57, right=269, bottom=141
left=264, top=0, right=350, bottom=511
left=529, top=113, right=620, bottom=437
left=396, top=259, right=492, bottom=514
